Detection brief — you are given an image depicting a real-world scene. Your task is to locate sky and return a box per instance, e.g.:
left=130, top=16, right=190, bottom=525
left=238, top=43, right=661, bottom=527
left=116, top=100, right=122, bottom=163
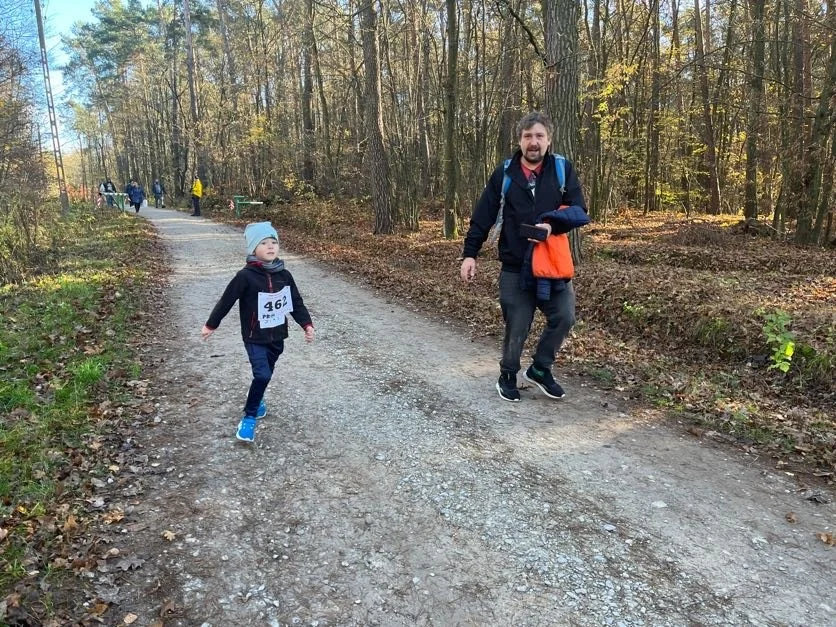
left=40, top=0, right=101, bottom=150
left=42, top=0, right=101, bottom=75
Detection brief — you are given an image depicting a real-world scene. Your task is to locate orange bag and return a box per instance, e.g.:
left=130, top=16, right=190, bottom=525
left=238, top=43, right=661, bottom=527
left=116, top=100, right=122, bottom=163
left=532, top=232, right=574, bottom=279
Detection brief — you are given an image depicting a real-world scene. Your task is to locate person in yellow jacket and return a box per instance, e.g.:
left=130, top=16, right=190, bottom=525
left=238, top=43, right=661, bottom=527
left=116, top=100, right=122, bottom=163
left=190, top=175, right=203, bottom=216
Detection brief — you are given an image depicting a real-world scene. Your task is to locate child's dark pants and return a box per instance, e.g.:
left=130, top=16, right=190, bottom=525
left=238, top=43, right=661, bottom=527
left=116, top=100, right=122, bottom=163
left=244, top=340, right=284, bottom=416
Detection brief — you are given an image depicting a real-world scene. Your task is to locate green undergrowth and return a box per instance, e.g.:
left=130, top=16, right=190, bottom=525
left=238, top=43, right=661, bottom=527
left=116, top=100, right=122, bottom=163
left=0, top=203, right=155, bottom=616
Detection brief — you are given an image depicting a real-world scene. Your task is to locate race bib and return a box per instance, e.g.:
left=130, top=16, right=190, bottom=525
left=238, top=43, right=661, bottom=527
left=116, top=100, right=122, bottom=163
left=257, top=286, right=293, bottom=328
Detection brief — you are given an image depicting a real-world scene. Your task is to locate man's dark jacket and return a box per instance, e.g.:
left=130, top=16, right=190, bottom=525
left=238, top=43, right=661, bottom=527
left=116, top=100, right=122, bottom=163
left=462, top=151, right=587, bottom=272
left=205, top=263, right=312, bottom=344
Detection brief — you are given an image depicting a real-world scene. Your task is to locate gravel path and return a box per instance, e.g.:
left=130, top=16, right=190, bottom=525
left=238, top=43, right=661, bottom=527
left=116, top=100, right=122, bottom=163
left=104, top=208, right=834, bottom=626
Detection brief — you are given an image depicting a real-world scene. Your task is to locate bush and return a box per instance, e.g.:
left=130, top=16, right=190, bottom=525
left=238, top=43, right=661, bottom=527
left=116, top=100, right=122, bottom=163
left=0, top=193, right=62, bottom=284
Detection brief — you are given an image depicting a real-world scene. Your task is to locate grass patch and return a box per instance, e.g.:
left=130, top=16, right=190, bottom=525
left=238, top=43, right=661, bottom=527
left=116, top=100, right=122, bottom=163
left=585, top=367, right=617, bottom=386
left=0, top=203, right=159, bottom=621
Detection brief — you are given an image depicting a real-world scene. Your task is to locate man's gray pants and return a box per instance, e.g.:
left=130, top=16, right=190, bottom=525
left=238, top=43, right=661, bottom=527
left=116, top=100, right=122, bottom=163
left=498, top=270, right=576, bottom=374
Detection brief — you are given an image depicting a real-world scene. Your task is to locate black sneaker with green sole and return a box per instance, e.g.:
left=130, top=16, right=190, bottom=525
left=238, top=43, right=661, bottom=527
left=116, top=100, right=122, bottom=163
left=524, top=365, right=566, bottom=399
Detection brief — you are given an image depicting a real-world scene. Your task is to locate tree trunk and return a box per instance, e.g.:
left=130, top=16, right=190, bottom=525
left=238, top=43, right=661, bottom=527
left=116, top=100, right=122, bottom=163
left=779, top=0, right=808, bottom=229
left=643, top=0, right=660, bottom=215
left=442, top=0, right=459, bottom=238
left=496, top=3, right=519, bottom=163
left=814, top=119, right=836, bottom=242
left=301, top=0, right=316, bottom=183
left=412, top=2, right=431, bottom=197
left=693, top=0, right=721, bottom=214
left=543, top=0, right=582, bottom=262
left=798, top=8, right=836, bottom=244
left=182, top=0, right=201, bottom=177
left=543, top=0, right=579, bottom=159
left=744, top=0, right=765, bottom=221
left=360, top=0, right=393, bottom=235
left=310, top=18, right=333, bottom=186
left=216, top=0, right=239, bottom=117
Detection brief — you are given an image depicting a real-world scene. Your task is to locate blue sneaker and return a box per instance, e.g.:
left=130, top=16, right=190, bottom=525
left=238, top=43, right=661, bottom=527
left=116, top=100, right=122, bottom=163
left=256, top=399, right=267, bottom=420
left=236, top=416, right=256, bottom=442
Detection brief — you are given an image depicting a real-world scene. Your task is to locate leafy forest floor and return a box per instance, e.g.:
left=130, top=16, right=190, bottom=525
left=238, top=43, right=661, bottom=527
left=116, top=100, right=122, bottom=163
left=0, top=200, right=833, bottom=625
left=210, top=196, right=835, bottom=478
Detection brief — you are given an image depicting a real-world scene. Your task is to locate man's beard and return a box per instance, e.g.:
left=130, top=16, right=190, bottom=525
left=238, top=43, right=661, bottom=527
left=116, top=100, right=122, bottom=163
left=524, top=149, right=544, bottom=163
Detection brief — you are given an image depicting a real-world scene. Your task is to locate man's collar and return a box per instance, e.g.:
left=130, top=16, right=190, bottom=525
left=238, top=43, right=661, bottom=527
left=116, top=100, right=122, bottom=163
left=521, top=160, right=544, bottom=177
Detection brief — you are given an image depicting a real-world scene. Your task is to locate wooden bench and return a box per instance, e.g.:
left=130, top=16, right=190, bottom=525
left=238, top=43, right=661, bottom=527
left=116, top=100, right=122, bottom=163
left=231, top=195, right=264, bottom=217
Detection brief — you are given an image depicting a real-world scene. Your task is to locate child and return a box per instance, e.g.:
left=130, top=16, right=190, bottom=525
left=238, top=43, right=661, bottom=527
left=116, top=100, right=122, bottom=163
left=201, top=222, right=314, bottom=442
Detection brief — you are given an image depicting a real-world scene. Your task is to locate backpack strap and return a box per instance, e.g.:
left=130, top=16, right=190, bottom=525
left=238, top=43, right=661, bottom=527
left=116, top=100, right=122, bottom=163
left=487, top=158, right=512, bottom=245
left=553, top=153, right=566, bottom=194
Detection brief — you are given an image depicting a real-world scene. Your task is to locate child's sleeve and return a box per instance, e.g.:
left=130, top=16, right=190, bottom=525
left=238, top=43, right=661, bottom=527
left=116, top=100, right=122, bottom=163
left=205, top=272, right=245, bottom=329
left=287, top=274, right=313, bottom=329
left=546, top=205, right=591, bottom=234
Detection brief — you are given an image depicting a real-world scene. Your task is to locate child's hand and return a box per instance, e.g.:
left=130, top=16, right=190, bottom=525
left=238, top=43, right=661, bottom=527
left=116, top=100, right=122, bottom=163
left=304, top=326, right=315, bottom=343
left=201, top=325, right=214, bottom=340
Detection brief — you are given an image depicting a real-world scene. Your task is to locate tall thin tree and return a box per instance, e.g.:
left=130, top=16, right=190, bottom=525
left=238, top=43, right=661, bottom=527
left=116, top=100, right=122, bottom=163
left=443, top=0, right=459, bottom=238
left=744, top=0, right=765, bottom=222
left=693, top=0, right=721, bottom=214
left=182, top=0, right=200, bottom=177
left=360, top=0, right=393, bottom=234
left=543, top=0, right=582, bottom=260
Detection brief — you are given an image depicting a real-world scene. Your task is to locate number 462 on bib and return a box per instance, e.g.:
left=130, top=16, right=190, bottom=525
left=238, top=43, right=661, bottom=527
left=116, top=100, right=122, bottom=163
left=258, top=286, right=293, bottom=328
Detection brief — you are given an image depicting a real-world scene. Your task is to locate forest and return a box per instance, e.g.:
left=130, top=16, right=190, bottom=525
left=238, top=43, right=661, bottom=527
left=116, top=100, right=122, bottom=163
left=3, top=0, right=836, bottom=249
left=0, top=3, right=834, bottom=620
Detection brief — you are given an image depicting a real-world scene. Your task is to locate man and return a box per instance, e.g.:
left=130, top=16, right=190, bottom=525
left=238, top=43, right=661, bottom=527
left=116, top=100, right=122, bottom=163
left=460, top=111, right=588, bottom=402
left=152, top=179, right=166, bottom=208
left=190, top=175, right=203, bottom=216
left=103, top=178, right=116, bottom=207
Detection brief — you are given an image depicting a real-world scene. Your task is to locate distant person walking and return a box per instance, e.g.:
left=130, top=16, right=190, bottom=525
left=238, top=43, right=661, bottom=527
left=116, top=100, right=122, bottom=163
left=152, top=179, right=166, bottom=208
left=126, top=179, right=145, bottom=214
left=201, top=222, right=314, bottom=442
left=103, top=179, right=116, bottom=207
left=190, top=175, right=202, bottom=216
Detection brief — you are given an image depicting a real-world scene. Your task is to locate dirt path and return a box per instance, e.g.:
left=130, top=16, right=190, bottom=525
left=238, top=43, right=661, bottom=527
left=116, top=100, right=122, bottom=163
left=103, top=208, right=834, bottom=627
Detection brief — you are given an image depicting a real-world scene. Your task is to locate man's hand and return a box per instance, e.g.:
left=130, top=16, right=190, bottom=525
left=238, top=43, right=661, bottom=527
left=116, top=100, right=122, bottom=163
left=535, top=222, right=552, bottom=238
left=304, top=326, right=315, bottom=343
left=200, top=325, right=214, bottom=340
left=460, top=257, right=477, bottom=282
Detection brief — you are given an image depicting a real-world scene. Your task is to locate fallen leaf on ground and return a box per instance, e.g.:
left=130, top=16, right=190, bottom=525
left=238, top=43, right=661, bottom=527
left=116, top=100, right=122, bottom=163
left=91, top=601, right=109, bottom=616
left=816, top=532, right=835, bottom=546
left=102, top=510, right=125, bottom=524
left=61, top=514, right=78, bottom=532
